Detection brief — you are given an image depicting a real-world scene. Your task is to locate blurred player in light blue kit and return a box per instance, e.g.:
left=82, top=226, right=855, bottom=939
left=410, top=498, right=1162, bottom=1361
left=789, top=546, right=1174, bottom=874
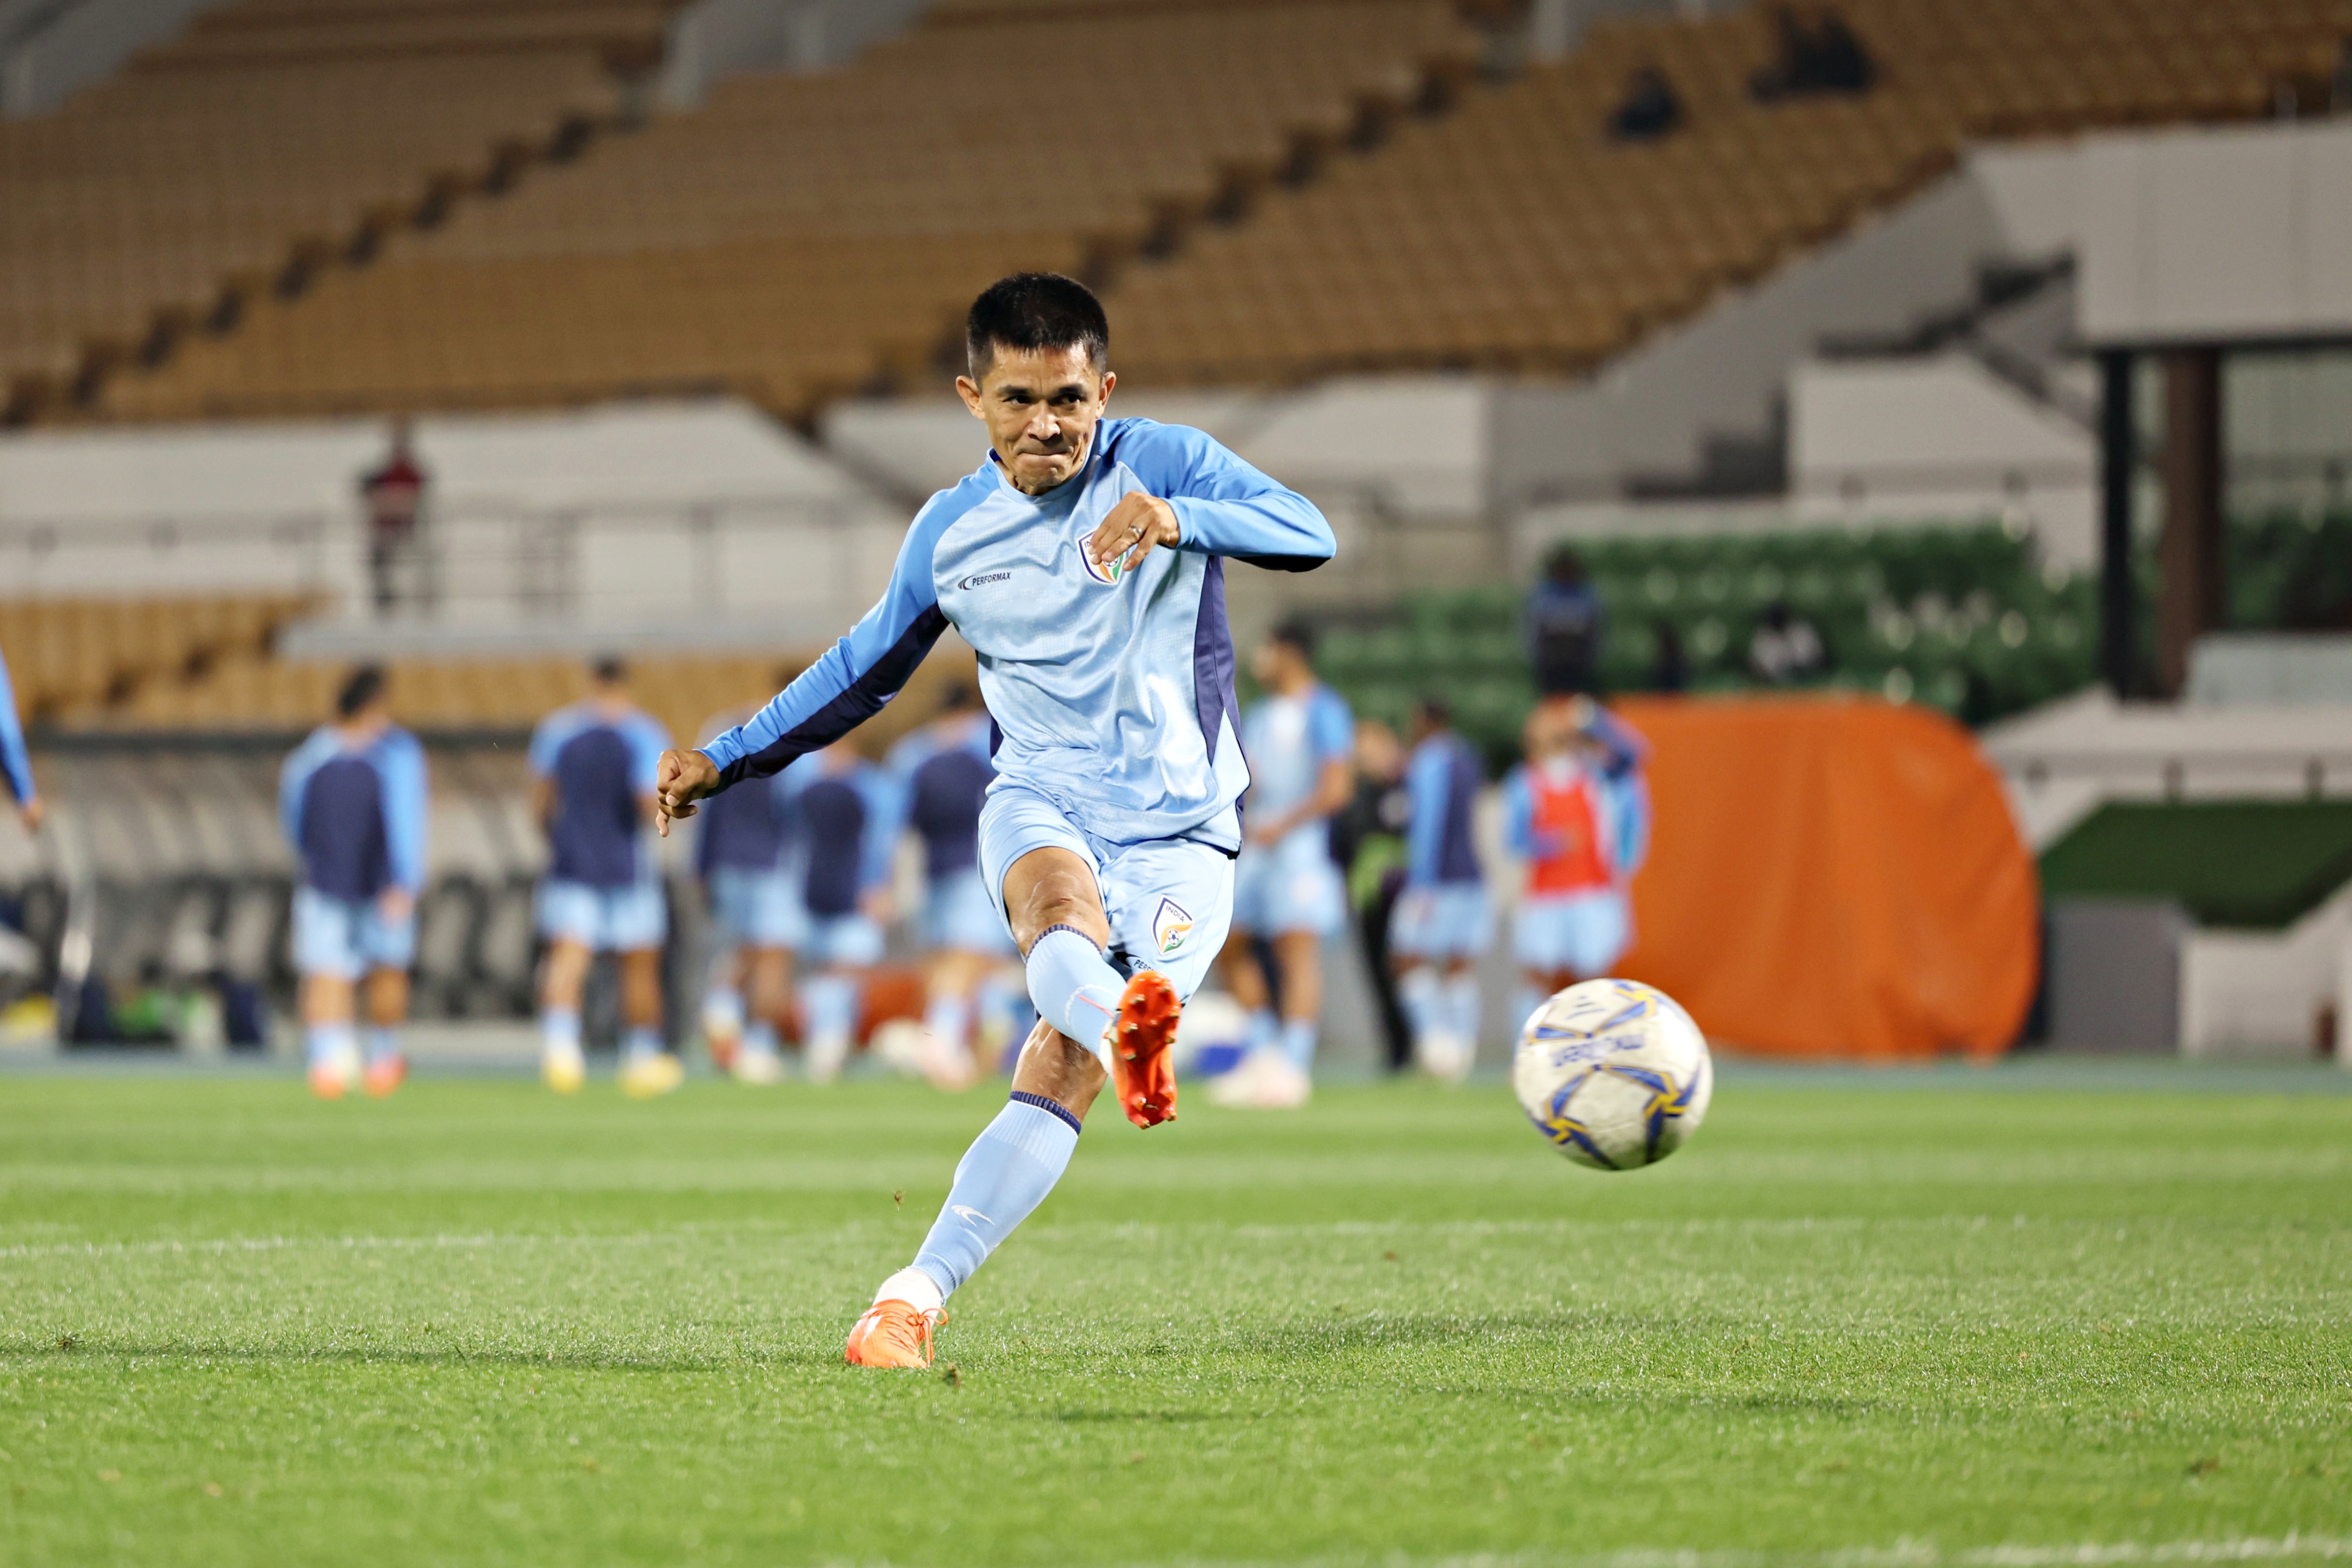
left=887, top=684, right=1022, bottom=1090
left=279, top=665, right=426, bottom=1099
left=530, top=657, right=678, bottom=1099
left=793, top=741, right=898, bottom=1084
left=695, top=686, right=806, bottom=1086
left=0, top=642, right=40, bottom=838
left=1502, top=697, right=1651, bottom=1032
left=654, top=273, right=1333, bottom=1366
left=1391, top=695, right=1490, bottom=1082
left=1213, top=621, right=1351, bottom=1109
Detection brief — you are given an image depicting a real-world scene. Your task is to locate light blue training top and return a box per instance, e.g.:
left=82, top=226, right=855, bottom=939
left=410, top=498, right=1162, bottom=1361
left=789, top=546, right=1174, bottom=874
left=700, top=418, right=1334, bottom=850
left=1239, top=681, right=1353, bottom=859
left=0, top=647, right=34, bottom=808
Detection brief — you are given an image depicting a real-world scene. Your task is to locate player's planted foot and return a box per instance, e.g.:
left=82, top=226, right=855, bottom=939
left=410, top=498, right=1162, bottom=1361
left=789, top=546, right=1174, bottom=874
left=542, top=1044, right=586, bottom=1096
left=843, top=1300, right=945, bottom=1368
left=307, top=1063, right=350, bottom=1100
left=1110, top=970, right=1181, bottom=1128
left=361, top=1053, right=407, bottom=1098
left=620, top=1051, right=684, bottom=1100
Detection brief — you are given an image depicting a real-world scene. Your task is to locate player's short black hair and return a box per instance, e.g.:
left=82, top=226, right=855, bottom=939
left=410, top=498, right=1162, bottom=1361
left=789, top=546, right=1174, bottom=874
left=1266, top=619, right=1318, bottom=662
left=336, top=664, right=386, bottom=720
left=1544, top=543, right=1587, bottom=586
left=1415, top=693, right=1453, bottom=727
left=966, top=273, right=1109, bottom=381
left=591, top=655, right=628, bottom=686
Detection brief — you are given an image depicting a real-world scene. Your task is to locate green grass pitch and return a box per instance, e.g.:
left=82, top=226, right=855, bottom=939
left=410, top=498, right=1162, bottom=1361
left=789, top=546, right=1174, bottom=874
left=2, top=1066, right=2348, bottom=1567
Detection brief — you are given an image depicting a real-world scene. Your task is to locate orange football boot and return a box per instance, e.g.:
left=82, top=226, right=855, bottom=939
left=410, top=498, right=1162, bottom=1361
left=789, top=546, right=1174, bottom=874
left=362, top=1054, right=407, bottom=1098
left=1110, top=970, right=1181, bottom=1129
left=843, top=1300, right=945, bottom=1368
left=305, top=1064, right=348, bottom=1101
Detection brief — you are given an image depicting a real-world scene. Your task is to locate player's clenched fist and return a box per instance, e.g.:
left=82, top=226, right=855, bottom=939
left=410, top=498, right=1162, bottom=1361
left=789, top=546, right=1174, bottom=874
left=653, top=747, right=721, bottom=838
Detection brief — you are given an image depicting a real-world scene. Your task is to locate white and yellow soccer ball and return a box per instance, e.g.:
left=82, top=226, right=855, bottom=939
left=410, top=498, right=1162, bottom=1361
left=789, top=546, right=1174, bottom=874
left=1512, top=978, right=1713, bottom=1171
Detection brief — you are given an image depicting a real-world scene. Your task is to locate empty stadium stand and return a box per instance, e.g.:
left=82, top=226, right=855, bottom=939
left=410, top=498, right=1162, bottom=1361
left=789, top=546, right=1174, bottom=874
left=91, top=0, right=1481, bottom=422
left=60, top=0, right=2352, bottom=425
left=0, top=593, right=321, bottom=721
left=0, top=0, right=668, bottom=424
left=1105, top=0, right=2352, bottom=383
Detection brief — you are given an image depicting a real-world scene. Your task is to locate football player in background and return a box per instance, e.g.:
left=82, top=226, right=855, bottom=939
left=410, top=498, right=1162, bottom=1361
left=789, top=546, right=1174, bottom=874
left=793, top=741, right=899, bottom=1085
left=886, top=684, right=1023, bottom=1090
left=530, top=657, right=679, bottom=1099
left=0, top=641, right=40, bottom=835
left=279, top=665, right=426, bottom=1098
left=1213, top=621, right=1352, bottom=1109
left=695, top=682, right=806, bottom=1085
left=1502, top=697, right=1651, bottom=1031
left=1391, top=695, right=1490, bottom=1082
left=653, top=272, right=1333, bottom=1367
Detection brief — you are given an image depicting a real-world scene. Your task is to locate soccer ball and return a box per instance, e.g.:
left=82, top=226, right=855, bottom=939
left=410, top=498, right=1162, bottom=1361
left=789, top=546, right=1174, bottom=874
left=1512, top=978, right=1712, bottom=1171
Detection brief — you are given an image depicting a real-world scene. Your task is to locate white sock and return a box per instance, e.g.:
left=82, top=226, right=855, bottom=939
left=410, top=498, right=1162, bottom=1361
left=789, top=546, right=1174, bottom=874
left=924, top=993, right=972, bottom=1053
left=1443, top=974, right=1481, bottom=1053
left=873, top=1265, right=945, bottom=1314
left=702, top=986, right=744, bottom=1037
left=541, top=1008, right=582, bottom=1059
left=622, top=1025, right=663, bottom=1064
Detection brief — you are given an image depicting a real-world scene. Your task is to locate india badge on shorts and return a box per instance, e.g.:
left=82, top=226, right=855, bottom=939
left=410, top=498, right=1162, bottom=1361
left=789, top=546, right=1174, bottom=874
left=1151, top=896, right=1193, bottom=960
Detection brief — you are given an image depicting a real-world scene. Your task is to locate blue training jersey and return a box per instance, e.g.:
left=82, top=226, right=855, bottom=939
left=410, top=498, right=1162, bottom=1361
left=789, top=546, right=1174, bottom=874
left=797, top=757, right=898, bottom=919
left=698, top=418, right=1334, bottom=850
left=885, top=712, right=995, bottom=880
left=530, top=701, right=670, bottom=888
left=1240, top=681, right=1352, bottom=857
left=1404, top=729, right=1485, bottom=888
left=0, top=647, right=34, bottom=808
left=279, top=723, right=429, bottom=900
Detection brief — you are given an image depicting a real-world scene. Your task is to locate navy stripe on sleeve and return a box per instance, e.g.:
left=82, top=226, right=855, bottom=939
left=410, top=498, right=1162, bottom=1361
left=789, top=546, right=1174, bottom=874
left=716, top=605, right=950, bottom=786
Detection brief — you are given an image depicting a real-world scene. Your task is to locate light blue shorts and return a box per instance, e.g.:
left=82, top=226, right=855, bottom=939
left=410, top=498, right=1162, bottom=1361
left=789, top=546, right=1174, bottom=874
left=1230, top=834, right=1346, bottom=938
left=706, top=864, right=809, bottom=950
left=1389, top=882, right=1493, bottom=962
left=538, top=878, right=668, bottom=953
left=1513, top=889, right=1631, bottom=977
left=927, top=866, right=1017, bottom=956
left=802, top=912, right=884, bottom=968
left=292, top=887, right=416, bottom=979
left=977, top=782, right=1235, bottom=1002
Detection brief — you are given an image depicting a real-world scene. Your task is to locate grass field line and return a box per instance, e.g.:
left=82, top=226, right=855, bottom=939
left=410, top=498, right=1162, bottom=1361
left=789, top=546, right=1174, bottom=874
left=1191, top=1535, right=2352, bottom=1568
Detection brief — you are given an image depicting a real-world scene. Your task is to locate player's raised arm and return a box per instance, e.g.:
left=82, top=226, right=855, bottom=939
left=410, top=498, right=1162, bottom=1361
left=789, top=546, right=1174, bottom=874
left=0, top=647, right=42, bottom=832
left=1087, top=421, right=1335, bottom=577
left=655, top=492, right=959, bottom=836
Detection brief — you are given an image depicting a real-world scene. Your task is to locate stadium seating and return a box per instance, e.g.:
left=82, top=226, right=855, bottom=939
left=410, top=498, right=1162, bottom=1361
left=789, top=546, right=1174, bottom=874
left=0, top=593, right=322, bottom=722
left=28, top=635, right=979, bottom=758
left=60, top=0, right=2350, bottom=421
left=91, top=0, right=1481, bottom=422
left=0, top=0, right=655, bottom=422
left=1104, top=0, right=2352, bottom=383
left=1315, top=519, right=2112, bottom=763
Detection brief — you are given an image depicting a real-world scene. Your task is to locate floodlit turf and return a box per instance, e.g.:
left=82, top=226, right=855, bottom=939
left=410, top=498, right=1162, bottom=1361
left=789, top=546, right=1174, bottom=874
left=2, top=1066, right=2349, bottom=1567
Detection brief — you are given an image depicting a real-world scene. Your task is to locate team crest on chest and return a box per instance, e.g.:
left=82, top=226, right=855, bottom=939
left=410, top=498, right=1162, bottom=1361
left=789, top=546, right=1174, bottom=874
left=1151, top=896, right=1192, bottom=957
left=1080, top=546, right=1126, bottom=587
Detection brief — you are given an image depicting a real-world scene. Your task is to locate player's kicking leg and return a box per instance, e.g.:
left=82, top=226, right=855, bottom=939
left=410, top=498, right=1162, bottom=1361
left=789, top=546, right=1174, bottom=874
left=844, top=845, right=1183, bottom=1368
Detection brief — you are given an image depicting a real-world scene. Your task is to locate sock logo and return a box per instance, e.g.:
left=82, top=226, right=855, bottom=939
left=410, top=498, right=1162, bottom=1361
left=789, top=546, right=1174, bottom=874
left=951, top=1205, right=991, bottom=1227
left=1151, top=897, right=1192, bottom=957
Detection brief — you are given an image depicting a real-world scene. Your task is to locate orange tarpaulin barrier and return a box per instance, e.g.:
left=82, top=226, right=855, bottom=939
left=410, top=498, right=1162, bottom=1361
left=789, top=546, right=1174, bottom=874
left=1609, top=695, right=2038, bottom=1060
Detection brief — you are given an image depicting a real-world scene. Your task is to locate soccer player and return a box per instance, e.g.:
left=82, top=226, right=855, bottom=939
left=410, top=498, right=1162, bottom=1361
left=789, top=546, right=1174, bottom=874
left=794, top=741, right=897, bottom=1085
left=694, top=692, right=805, bottom=1086
left=653, top=273, right=1333, bottom=1367
left=886, top=684, right=1022, bottom=1091
left=1501, top=697, right=1651, bottom=1031
left=1212, top=621, right=1352, bottom=1109
left=530, top=657, right=680, bottom=1100
left=1390, top=696, right=1490, bottom=1083
left=0, top=642, right=40, bottom=836
left=278, top=665, right=427, bottom=1099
